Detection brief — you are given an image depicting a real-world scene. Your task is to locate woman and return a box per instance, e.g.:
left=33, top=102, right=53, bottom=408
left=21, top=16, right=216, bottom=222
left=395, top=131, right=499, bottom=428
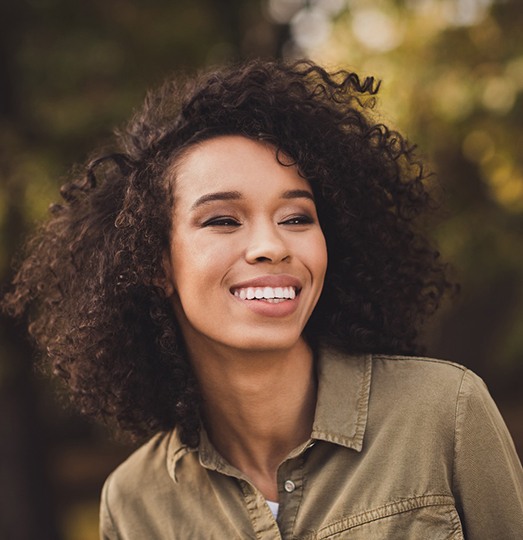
left=3, top=60, right=522, bottom=539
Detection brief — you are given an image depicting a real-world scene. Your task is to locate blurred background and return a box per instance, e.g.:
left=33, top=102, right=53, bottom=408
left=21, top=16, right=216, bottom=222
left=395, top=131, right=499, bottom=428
left=0, top=0, right=522, bottom=538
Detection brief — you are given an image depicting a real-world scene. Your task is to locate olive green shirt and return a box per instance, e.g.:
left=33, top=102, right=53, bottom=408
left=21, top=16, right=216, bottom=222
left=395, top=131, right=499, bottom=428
left=100, top=350, right=523, bottom=539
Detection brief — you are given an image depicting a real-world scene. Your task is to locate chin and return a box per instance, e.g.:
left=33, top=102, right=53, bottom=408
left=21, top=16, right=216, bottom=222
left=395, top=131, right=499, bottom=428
left=226, top=333, right=304, bottom=354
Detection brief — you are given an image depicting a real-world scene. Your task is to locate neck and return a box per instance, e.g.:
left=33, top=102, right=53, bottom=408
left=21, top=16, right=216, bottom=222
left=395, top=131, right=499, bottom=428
left=188, top=339, right=317, bottom=501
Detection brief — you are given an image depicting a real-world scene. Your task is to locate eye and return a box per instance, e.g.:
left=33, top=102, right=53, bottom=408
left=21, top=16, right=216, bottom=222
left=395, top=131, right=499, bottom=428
left=280, top=215, right=315, bottom=226
left=202, top=216, right=241, bottom=227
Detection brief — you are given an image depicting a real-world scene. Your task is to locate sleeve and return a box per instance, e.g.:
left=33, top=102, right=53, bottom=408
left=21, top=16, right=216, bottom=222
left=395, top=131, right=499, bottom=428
left=99, top=474, right=120, bottom=540
left=453, top=369, right=523, bottom=538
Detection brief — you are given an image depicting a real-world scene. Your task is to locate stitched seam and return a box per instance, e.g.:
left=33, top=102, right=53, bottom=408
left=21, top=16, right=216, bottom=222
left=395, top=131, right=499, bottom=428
left=240, top=481, right=262, bottom=540
left=447, top=503, right=465, bottom=539
left=451, top=369, right=468, bottom=500
left=101, top=475, right=122, bottom=540
left=354, top=355, right=372, bottom=444
left=308, top=495, right=455, bottom=539
left=240, top=481, right=279, bottom=540
left=286, top=456, right=305, bottom=538
left=312, top=355, right=372, bottom=448
left=373, top=354, right=468, bottom=372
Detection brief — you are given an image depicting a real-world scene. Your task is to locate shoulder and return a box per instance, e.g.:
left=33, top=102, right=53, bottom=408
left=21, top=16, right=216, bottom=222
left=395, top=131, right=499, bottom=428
left=100, top=431, right=205, bottom=538
left=103, top=431, right=175, bottom=505
left=372, top=353, right=468, bottom=374
left=370, top=353, right=473, bottom=397
left=366, top=354, right=488, bottom=431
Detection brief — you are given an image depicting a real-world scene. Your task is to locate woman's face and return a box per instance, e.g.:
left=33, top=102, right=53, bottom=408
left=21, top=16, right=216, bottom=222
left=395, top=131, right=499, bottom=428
left=163, top=135, right=327, bottom=356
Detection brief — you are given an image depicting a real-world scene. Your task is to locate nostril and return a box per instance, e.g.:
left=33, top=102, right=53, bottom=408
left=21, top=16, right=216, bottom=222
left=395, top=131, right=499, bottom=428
left=245, top=241, right=291, bottom=264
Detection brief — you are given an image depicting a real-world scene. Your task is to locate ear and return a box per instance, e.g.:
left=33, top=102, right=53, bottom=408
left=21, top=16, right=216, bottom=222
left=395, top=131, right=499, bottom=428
left=154, top=250, right=175, bottom=297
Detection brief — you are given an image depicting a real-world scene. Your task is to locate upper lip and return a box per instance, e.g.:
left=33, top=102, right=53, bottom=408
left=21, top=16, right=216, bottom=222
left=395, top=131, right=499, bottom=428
left=230, top=274, right=303, bottom=292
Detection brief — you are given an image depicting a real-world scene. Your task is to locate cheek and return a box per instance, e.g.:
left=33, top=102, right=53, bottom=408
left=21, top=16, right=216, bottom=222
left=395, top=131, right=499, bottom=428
left=170, top=237, right=230, bottom=296
left=308, top=231, right=328, bottom=279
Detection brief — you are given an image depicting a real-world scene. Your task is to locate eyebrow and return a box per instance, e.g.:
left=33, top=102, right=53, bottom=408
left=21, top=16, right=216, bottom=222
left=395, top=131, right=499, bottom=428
left=190, top=191, right=242, bottom=210
left=281, top=189, right=314, bottom=201
left=190, top=189, right=314, bottom=210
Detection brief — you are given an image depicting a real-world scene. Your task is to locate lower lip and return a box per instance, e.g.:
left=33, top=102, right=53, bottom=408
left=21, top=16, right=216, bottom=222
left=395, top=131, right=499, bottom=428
left=231, top=294, right=300, bottom=317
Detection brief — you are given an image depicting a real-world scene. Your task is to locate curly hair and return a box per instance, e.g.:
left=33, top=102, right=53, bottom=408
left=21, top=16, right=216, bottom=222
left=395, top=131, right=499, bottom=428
left=2, top=59, right=452, bottom=446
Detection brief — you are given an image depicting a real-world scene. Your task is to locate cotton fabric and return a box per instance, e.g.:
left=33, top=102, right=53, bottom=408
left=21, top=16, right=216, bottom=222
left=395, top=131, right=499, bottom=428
left=100, top=349, right=523, bottom=539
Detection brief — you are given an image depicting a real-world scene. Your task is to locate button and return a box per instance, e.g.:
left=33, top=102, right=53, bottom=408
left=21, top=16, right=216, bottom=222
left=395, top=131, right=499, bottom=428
left=284, top=480, right=296, bottom=493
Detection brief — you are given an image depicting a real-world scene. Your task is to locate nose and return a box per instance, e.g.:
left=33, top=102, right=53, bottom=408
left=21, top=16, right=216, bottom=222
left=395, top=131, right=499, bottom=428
left=245, top=221, right=291, bottom=264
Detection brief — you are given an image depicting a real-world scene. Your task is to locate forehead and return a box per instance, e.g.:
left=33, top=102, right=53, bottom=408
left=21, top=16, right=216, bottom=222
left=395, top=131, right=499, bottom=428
left=170, top=135, right=311, bottom=206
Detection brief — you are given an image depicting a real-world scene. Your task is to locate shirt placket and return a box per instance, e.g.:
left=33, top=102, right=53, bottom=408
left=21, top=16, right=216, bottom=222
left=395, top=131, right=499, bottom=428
left=238, top=478, right=283, bottom=539
left=275, top=446, right=311, bottom=539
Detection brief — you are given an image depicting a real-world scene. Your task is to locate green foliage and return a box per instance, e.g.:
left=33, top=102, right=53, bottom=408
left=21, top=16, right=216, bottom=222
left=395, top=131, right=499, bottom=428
left=1, top=2, right=522, bottom=538
left=292, top=0, right=523, bottom=375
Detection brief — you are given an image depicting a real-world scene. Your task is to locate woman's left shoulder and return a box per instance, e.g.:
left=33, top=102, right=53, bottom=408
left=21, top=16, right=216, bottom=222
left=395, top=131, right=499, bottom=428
left=369, top=353, right=488, bottom=409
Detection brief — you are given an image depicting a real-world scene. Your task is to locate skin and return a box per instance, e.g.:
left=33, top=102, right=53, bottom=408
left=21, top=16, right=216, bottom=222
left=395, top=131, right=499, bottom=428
left=163, top=135, right=328, bottom=500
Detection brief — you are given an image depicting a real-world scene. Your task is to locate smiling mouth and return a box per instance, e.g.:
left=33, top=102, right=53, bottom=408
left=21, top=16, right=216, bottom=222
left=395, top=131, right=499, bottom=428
left=232, top=286, right=300, bottom=303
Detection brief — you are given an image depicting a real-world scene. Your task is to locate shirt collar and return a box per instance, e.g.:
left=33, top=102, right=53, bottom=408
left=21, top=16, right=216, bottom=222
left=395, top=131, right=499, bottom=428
left=166, top=348, right=372, bottom=481
left=311, top=348, right=372, bottom=452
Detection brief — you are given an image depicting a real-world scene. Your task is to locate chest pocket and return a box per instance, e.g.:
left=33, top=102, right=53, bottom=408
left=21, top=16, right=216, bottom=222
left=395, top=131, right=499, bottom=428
left=302, top=495, right=464, bottom=540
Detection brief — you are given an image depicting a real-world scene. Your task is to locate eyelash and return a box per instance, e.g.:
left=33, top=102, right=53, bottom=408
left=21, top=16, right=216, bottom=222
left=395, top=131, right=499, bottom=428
left=280, top=215, right=314, bottom=226
left=202, top=217, right=240, bottom=227
left=202, top=215, right=314, bottom=227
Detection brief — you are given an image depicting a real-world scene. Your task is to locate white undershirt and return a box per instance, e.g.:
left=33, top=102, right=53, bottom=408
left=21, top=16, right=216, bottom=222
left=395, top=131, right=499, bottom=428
left=266, top=500, right=279, bottom=519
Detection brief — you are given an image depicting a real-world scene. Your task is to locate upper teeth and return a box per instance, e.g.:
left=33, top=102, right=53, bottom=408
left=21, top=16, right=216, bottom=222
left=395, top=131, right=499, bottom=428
left=233, top=286, right=297, bottom=300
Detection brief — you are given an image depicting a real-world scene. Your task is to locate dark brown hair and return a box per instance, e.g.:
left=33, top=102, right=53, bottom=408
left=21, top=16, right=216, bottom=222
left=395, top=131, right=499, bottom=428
left=2, top=59, right=452, bottom=446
